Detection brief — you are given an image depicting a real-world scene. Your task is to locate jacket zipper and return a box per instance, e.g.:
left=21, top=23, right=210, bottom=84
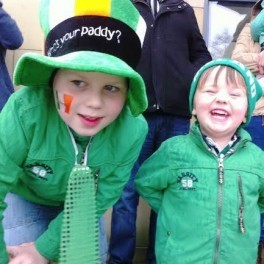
left=238, top=175, right=246, bottom=233
left=213, top=148, right=245, bottom=263
left=214, top=153, right=224, bottom=264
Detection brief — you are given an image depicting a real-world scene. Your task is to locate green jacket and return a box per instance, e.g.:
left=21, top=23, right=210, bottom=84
left=136, top=122, right=264, bottom=264
left=0, top=85, right=148, bottom=263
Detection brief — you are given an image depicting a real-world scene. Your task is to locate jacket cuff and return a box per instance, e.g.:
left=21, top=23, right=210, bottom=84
left=35, top=234, right=59, bottom=262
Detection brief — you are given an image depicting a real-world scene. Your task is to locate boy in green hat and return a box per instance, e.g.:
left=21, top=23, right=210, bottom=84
left=0, top=0, right=148, bottom=263
left=136, top=58, right=264, bottom=263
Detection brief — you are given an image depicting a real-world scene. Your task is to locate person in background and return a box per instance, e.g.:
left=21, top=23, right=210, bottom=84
left=251, top=0, right=264, bottom=86
left=108, top=0, right=212, bottom=263
left=232, top=1, right=264, bottom=263
left=250, top=0, right=264, bottom=55
left=0, top=0, right=23, bottom=111
left=0, top=0, right=148, bottom=263
left=223, top=12, right=251, bottom=58
left=136, top=58, right=264, bottom=264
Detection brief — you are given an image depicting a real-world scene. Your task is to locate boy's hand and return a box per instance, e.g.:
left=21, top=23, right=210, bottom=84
left=7, top=242, right=49, bottom=264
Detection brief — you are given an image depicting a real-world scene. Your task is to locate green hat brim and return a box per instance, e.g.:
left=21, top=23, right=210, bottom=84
left=14, top=51, right=147, bottom=116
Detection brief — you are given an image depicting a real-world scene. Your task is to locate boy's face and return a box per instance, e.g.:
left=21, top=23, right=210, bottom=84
left=192, top=67, right=248, bottom=145
left=53, top=69, right=128, bottom=136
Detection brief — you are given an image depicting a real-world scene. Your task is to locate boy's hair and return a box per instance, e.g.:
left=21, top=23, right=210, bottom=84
left=189, top=59, right=263, bottom=126
left=13, top=0, right=148, bottom=117
left=197, top=66, right=246, bottom=91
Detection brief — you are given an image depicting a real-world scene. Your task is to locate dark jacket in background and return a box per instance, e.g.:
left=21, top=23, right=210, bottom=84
left=0, top=2, right=23, bottom=111
left=132, top=0, right=212, bottom=118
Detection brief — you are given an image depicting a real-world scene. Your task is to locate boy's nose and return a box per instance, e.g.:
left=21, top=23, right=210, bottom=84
left=84, top=91, right=103, bottom=108
left=215, top=90, right=229, bottom=103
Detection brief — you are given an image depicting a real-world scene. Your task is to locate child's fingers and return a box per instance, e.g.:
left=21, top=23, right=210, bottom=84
left=8, top=255, right=25, bottom=264
left=7, top=243, right=49, bottom=264
left=6, top=246, right=19, bottom=258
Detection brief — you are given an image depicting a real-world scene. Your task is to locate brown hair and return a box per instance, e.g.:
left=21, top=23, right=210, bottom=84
left=197, top=66, right=246, bottom=90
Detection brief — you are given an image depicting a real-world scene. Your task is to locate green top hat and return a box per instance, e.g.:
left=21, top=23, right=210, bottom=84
left=14, top=0, right=148, bottom=116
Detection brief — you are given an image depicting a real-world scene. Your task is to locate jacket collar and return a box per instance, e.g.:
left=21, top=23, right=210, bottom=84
left=190, top=121, right=251, bottom=154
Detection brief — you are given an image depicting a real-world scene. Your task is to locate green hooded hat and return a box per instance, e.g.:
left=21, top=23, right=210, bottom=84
left=13, top=0, right=148, bottom=116
left=189, top=58, right=263, bottom=126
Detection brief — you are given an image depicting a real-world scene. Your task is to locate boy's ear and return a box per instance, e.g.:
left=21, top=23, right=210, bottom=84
left=242, top=116, right=247, bottom=124
left=192, top=108, right=197, bottom=116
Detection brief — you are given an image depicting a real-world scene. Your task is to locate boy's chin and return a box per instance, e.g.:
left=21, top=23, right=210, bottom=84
left=69, top=125, right=104, bottom=137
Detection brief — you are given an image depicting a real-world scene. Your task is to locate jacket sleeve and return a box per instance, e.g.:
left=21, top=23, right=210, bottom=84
left=189, top=7, right=212, bottom=73
left=34, top=212, right=63, bottom=261
left=0, top=96, right=29, bottom=263
left=232, top=23, right=260, bottom=75
left=96, top=117, right=148, bottom=216
left=135, top=141, right=171, bottom=213
left=0, top=93, right=61, bottom=263
left=0, top=5, right=23, bottom=49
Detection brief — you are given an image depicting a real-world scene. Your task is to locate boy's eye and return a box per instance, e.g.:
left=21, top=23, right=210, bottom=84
left=230, top=89, right=244, bottom=98
left=71, top=80, right=85, bottom=87
left=203, top=89, right=216, bottom=94
left=230, top=92, right=239, bottom=96
left=104, top=85, right=120, bottom=93
left=230, top=93, right=241, bottom=98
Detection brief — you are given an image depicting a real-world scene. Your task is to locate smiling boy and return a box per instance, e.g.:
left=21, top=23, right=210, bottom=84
left=192, top=64, right=248, bottom=150
left=136, top=59, right=264, bottom=263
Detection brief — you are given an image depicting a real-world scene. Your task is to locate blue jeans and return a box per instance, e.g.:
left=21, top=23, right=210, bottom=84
left=108, top=113, right=190, bottom=264
left=3, top=193, right=108, bottom=263
left=244, top=115, right=264, bottom=242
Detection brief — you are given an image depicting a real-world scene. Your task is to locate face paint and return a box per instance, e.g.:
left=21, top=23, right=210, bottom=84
left=55, top=90, right=74, bottom=114
left=63, top=94, right=73, bottom=113
left=55, top=90, right=61, bottom=110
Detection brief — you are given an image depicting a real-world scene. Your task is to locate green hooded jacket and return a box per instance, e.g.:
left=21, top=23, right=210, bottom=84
left=136, top=122, right=264, bottom=264
left=0, top=85, right=148, bottom=262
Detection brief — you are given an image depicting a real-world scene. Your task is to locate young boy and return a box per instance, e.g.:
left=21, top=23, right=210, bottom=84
left=0, top=0, right=148, bottom=263
left=135, top=59, right=264, bottom=263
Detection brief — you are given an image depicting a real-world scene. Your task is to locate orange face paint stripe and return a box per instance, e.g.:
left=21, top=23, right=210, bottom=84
left=63, top=94, right=74, bottom=113
left=74, top=0, right=111, bottom=17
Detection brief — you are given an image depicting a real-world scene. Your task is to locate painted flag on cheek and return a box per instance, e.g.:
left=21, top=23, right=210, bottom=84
left=55, top=91, right=74, bottom=114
